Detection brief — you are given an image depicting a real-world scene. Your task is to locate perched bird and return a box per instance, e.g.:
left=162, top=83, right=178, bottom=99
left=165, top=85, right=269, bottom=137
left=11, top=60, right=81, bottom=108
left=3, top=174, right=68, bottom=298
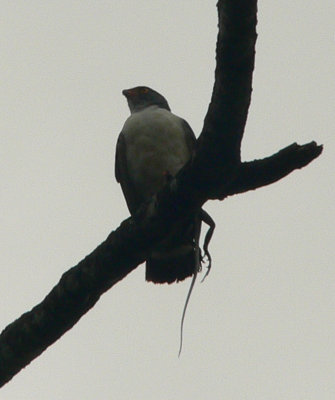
left=115, top=86, right=215, bottom=354
left=115, top=86, right=198, bottom=284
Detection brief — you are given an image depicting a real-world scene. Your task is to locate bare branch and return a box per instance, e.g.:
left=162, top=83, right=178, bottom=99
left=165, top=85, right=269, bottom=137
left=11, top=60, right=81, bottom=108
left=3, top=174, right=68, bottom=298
left=222, top=141, right=323, bottom=198
left=197, top=0, right=257, bottom=158
left=0, top=218, right=151, bottom=387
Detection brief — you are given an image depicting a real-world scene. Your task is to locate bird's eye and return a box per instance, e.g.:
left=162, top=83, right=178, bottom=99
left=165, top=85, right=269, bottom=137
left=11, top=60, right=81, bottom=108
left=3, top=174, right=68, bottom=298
left=141, top=88, right=149, bottom=94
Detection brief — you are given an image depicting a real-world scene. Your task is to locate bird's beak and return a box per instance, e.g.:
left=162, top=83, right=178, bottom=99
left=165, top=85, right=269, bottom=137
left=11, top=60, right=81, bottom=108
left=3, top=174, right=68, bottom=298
left=122, top=89, right=134, bottom=98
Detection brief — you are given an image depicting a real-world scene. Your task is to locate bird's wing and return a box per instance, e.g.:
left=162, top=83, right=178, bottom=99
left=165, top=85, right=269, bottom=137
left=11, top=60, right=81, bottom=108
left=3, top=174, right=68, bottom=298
left=115, top=131, right=142, bottom=215
left=181, top=119, right=197, bottom=154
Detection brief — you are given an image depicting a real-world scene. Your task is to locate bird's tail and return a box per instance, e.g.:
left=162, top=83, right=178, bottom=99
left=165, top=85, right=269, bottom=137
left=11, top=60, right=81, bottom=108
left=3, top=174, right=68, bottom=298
left=146, top=244, right=196, bottom=284
left=145, top=218, right=197, bottom=284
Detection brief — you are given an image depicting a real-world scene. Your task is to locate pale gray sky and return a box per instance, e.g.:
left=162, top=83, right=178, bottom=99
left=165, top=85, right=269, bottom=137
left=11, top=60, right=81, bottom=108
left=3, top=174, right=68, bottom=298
left=1, top=1, right=334, bottom=399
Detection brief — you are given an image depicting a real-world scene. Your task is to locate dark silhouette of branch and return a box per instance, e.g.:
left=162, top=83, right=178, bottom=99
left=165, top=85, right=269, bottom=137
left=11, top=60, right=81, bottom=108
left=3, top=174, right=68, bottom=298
left=0, top=0, right=322, bottom=388
left=222, top=141, right=323, bottom=198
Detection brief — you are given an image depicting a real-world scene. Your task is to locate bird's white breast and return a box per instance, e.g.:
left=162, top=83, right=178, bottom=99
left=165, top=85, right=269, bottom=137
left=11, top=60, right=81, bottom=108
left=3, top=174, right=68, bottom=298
left=122, top=106, right=191, bottom=200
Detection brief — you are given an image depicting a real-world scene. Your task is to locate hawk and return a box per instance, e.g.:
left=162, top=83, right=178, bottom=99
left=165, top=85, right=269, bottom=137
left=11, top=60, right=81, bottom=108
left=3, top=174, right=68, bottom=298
left=115, top=86, right=215, bottom=353
left=115, top=86, right=214, bottom=285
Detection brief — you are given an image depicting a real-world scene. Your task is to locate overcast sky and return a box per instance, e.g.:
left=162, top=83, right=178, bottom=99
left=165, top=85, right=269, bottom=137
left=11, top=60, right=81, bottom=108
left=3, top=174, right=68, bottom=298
left=1, top=1, right=334, bottom=399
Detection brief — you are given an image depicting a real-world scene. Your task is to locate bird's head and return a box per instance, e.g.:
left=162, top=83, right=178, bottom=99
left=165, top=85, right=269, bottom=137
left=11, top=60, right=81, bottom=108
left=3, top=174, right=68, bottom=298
left=122, top=86, right=170, bottom=113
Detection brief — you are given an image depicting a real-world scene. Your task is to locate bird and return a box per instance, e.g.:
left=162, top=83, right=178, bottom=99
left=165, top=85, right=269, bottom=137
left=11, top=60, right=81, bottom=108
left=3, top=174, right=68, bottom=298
left=115, top=86, right=199, bottom=284
left=115, top=86, right=215, bottom=355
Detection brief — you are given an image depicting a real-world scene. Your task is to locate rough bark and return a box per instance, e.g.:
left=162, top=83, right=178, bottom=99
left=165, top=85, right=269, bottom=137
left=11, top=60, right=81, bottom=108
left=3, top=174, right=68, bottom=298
left=0, top=0, right=322, bottom=387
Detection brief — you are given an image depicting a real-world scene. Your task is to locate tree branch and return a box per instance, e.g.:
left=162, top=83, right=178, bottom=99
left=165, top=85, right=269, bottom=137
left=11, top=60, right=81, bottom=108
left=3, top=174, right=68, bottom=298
left=194, top=0, right=258, bottom=193
left=222, top=141, right=323, bottom=198
left=0, top=0, right=322, bottom=388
